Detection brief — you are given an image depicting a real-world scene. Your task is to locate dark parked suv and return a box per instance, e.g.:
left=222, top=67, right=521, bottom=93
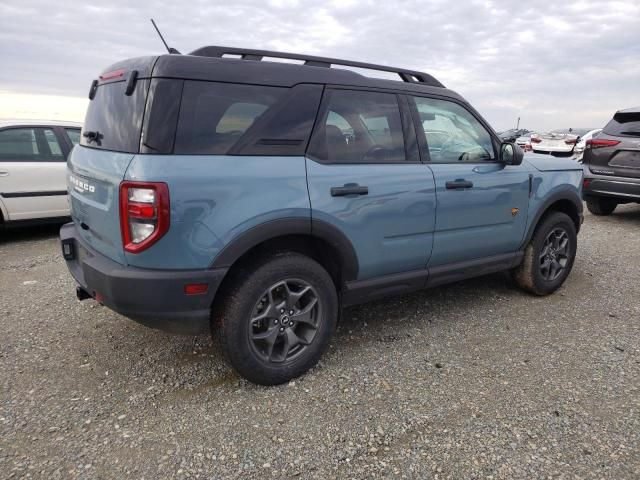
left=60, top=46, right=584, bottom=384
left=582, top=107, right=640, bottom=215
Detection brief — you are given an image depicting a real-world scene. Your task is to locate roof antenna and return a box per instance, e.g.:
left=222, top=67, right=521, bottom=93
left=150, top=19, right=181, bottom=54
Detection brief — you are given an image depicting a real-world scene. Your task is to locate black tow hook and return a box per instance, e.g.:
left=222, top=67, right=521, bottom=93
left=76, top=286, right=92, bottom=301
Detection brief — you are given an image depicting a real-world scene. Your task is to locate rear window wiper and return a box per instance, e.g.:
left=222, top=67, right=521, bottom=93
left=83, top=130, right=103, bottom=145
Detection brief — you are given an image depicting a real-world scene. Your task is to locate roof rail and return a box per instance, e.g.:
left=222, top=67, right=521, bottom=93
left=189, top=46, right=444, bottom=88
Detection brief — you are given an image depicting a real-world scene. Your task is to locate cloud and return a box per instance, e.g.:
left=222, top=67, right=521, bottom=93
left=0, top=0, right=638, bottom=130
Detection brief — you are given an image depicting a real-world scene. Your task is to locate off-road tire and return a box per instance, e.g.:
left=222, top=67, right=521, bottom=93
left=212, top=252, right=338, bottom=385
left=512, top=212, right=577, bottom=296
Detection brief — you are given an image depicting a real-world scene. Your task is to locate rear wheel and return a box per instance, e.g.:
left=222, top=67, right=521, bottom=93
left=512, top=212, right=577, bottom=296
left=585, top=196, right=617, bottom=216
left=213, top=252, right=338, bottom=385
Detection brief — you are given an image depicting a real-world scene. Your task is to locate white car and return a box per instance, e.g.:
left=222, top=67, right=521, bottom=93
left=0, top=120, right=81, bottom=226
left=530, top=130, right=580, bottom=156
left=572, top=128, right=602, bottom=162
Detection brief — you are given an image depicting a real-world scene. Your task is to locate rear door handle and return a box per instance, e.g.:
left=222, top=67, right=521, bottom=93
left=0, top=171, right=8, bottom=177
left=445, top=179, right=473, bottom=189
left=331, top=184, right=369, bottom=197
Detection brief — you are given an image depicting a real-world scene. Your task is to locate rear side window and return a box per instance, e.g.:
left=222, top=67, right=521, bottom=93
left=81, top=79, right=149, bottom=152
left=216, top=103, right=268, bottom=134
left=307, top=89, right=406, bottom=164
left=0, top=128, right=64, bottom=162
left=65, top=128, right=81, bottom=145
left=603, top=111, right=640, bottom=137
left=174, top=82, right=285, bottom=154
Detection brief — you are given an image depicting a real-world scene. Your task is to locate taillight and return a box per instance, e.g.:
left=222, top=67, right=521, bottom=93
left=119, top=181, right=170, bottom=253
left=530, top=137, right=542, bottom=143
left=565, top=138, right=577, bottom=145
left=586, top=139, right=620, bottom=149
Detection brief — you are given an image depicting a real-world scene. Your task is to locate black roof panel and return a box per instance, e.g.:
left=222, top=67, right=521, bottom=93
left=150, top=54, right=462, bottom=100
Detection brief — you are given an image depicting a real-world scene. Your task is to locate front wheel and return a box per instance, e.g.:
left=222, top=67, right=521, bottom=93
left=213, top=253, right=338, bottom=385
left=512, top=212, right=577, bottom=296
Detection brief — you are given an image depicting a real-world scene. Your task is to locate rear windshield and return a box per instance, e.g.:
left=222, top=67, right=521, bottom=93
left=603, top=112, right=640, bottom=137
left=81, top=79, right=149, bottom=152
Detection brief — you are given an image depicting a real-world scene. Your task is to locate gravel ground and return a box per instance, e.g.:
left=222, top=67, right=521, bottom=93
left=1, top=205, right=639, bottom=479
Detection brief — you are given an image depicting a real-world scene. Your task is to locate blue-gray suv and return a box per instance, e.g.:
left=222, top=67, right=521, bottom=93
left=60, top=46, right=584, bottom=384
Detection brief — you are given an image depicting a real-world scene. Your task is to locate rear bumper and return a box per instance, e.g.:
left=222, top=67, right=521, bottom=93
left=60, top=222, right=227, bottom=335
left=583, top=175, right=640, bottom=201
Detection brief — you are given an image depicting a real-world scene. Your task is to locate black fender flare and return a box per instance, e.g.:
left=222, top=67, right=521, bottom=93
left=521, top=190, right=583, bottom=247
left=210, top=217, right=359, bottom=282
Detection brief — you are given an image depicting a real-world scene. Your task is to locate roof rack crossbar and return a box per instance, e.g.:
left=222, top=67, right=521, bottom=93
left=189, top=46, right=444, bottom=88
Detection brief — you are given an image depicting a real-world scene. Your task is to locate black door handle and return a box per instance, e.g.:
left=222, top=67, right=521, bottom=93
left=445, top=179, right=473, bottom=190
left=331, top=185, right=369, bottom=197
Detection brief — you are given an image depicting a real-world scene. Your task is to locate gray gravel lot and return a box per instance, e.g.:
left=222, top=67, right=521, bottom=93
left=1, top=206, right=639, bottom=479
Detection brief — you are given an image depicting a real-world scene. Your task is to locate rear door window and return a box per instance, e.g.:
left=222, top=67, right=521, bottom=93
left=603, top=111, right=640, bottom=137
left=174, top=81, right=285, bottom=154
left=307, top=89, right=406, bottom=164
left=0, top=128, right=64, bottom=162
left=81, top=79, right=149, bottom=152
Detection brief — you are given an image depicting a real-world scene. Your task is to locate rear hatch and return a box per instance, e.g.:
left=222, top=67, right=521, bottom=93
left=587, top=111, right=640, bottom=179
left=68, top=57, right=155, bottom=264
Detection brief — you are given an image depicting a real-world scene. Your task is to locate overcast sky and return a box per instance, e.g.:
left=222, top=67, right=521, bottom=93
left=0, top=0, right=638, bottom=131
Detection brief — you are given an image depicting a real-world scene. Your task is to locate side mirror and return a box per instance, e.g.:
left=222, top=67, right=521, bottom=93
left=500, top=142, right=523, bottom=166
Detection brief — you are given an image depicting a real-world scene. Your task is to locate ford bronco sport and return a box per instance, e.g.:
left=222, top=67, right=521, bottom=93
left=60, top=47, right=584, bottom=385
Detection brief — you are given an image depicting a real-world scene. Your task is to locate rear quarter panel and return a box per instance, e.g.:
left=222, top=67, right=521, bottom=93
left=67, top=146, right=135, bottom=264
left=124, top=155, right=310, bottom=269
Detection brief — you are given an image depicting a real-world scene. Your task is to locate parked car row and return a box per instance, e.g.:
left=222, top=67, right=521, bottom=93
left=499, top=110, right=640, bottom=217
left=2, top=112, right=634, bottom=230
left=501, top=128, right=605, bottom=162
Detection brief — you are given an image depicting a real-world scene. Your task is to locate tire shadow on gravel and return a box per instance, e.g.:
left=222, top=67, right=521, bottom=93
left=77, top=250, right=587, bottom=391
left=605, top=204, right=640, bottom=223
left=337, top=272, right=514, bottom=339
left=101, top=272, right=514, bottom=393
